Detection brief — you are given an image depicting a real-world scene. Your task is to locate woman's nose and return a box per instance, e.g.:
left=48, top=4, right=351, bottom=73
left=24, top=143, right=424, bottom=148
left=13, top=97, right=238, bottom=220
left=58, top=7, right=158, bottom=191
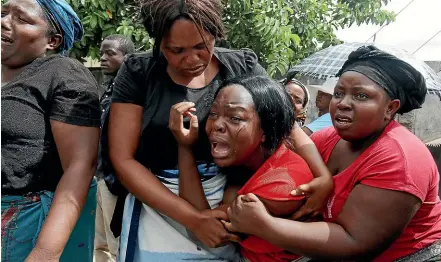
left=337, top=95, right=352, bottom=110
left=214, top=119, right=226, bottom=132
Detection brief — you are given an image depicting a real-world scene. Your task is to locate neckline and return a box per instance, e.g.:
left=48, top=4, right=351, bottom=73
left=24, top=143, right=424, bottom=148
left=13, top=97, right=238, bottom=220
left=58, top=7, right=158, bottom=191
left=1, top=55, right=60, bottom=92
left=326, top=121, right=396, bottom=177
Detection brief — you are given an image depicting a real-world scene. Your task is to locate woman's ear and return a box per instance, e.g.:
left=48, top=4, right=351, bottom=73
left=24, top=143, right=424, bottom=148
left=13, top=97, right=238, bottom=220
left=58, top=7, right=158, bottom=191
left=261, top=134, right=266, bottom=143
left=386, top=99, right=400, bottom=120
left=47, top=34, right=63, bottom=51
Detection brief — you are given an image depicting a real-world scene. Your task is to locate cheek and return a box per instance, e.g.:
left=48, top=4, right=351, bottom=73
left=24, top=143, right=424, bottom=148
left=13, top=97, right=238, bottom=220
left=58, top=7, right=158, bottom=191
left=232, top=124, right=262, bottom=156
left=196, top=50, right=213, bottom=63
left=205, top=120, right=213, bottom=135
left=329, top=100, right=338, bottom=113
left=163, top=52, right=183, bottom=68
left=110, top=56, right=124, bottom=66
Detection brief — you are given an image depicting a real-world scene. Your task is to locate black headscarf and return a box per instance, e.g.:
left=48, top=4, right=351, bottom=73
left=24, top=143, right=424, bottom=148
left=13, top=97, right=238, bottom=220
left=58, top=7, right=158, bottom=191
left=337, top=45, right=427, bottom=114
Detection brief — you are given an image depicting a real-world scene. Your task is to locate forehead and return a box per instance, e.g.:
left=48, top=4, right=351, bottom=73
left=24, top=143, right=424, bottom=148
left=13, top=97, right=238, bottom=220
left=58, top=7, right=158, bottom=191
left=215, top=84, right=255, bottom=106
left=286, top=83, right=305, bottom=97
left=3, top=0, right=43, bottom=17
left=338, top=71, right=380, bottom=89
left=163, top=18, right=213, bottom=47
left=100, top=39, right=121, bottom=50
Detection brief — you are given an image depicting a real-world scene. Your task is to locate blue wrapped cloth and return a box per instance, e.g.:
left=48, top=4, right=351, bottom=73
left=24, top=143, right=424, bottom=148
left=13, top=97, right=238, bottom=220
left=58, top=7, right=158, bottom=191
left=1, top=180, right=97, bottom=262
left=35, top=0, right=84, bottom=55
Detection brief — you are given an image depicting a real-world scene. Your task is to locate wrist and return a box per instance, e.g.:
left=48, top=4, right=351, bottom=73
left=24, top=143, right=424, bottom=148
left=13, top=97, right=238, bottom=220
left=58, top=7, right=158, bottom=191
left=185, top=211, right=205, bottom=232
left=28, top=245, right=61, bottom=260
left=178, top=144, right=194, bottom=151
left=254, top=213, right=275, bottom=238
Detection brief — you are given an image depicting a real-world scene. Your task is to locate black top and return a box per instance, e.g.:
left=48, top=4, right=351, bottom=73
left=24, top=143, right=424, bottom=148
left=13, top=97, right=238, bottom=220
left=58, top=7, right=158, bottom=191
left=111, top=48, right=266, bottom=173
left=1, top=55, right=101, bottom=195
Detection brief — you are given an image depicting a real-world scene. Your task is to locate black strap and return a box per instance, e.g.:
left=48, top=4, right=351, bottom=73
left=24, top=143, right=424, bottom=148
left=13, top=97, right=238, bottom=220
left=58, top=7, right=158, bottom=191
left=110, top=192, right=127, bottom=237
left=124, top=198, right=142, bottom=262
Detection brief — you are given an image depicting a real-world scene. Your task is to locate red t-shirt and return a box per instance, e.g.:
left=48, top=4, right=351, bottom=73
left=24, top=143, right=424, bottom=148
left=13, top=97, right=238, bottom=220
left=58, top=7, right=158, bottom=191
left=238, top=144, right=313, bottom=262
left=311, top=120, right=441, bottom=261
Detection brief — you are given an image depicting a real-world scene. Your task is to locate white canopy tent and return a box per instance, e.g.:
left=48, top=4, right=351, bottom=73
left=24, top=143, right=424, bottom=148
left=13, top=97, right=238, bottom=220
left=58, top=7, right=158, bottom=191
left=336, top=0, right=441, bottom=62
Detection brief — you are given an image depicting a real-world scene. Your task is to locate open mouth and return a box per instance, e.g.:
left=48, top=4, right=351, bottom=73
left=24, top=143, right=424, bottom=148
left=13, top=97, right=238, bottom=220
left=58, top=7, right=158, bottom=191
left=211, top=141, right=230, bottom=159
left=334, top=115, right=353, bottom=129
left=1, top=35, right=13, bottom=44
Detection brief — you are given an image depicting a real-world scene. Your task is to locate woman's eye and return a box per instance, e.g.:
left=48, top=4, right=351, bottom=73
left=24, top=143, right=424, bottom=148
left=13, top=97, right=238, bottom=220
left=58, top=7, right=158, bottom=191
left=208, top=112, right=217, bottom=118
left=230, top=116, right=241, bottom=122
left=333, top=91, right=344, bottom=98
left=355, top=93, right=369, bottom=100
left=170, top=48, right=183, bottom=54
left=1, top=12, right=8, bottom=18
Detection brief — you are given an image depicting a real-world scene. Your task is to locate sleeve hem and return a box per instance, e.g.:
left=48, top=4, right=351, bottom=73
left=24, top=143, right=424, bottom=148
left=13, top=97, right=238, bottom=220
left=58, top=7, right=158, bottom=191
left=111, top=98, right=144, bottom=106
left=360, top=181, right=425, bottom=202
left=50, top=115, right=100, bottom=127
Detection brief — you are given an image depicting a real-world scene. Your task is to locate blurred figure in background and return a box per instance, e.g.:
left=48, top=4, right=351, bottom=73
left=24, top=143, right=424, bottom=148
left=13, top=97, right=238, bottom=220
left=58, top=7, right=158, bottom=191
left=95, top=34, right=135, bottom=262
left=283, top=75, right=309, bottom=126
left=302, top=78, right=335, bottom=135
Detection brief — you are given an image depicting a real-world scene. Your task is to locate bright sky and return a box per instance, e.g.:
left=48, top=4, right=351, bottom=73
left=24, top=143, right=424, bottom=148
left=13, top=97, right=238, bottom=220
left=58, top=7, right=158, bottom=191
left=335, top=0, right=441, bottom=61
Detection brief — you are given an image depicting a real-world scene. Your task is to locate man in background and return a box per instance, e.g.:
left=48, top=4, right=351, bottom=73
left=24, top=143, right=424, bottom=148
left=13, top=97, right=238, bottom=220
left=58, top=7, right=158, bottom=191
left=302, top=78, right=335, bottom=135
left=95, top=34, right=135, bottom=262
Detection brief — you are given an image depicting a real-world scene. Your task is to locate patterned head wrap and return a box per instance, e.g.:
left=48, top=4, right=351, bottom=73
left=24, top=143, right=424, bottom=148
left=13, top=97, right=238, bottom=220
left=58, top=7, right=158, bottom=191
left=35, top=0, right=84, bottom=55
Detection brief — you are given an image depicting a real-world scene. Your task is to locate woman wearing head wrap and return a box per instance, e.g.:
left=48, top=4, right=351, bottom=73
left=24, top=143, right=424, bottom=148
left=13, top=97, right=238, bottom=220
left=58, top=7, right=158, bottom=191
left=224, top=46, right=441, bottom=261
left=1, top=0, right=100, bottom=261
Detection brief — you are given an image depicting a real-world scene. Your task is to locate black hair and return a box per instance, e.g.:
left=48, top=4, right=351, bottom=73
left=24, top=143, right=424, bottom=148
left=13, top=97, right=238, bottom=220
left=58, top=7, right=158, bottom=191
left=103, top=34, right=136, bottom=55
left=218, top=75, right=296, bottom=154
left=283, top=72, right=309, bottom=108
left=140, top=0, right=225, bottom=58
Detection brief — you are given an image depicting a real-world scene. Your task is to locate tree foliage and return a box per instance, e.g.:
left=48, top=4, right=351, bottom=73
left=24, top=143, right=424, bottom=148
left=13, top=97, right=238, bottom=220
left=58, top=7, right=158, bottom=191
left=64, top=0, right=152, bottom=61
left=223, top=0, right=395, bottom=77
left=63, top=0, right=394, bottom=76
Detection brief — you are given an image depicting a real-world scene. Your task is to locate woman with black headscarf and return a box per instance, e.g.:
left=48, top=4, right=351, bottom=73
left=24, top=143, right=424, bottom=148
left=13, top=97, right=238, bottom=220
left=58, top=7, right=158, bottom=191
left=223, top=46, right=441, bottom=261
left=1, top=0, right=100, bottom=261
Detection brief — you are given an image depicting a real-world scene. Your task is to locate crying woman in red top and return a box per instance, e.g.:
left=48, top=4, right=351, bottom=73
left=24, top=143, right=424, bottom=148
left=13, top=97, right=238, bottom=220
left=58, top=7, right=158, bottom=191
left=225, top=46, right=441, bottom=261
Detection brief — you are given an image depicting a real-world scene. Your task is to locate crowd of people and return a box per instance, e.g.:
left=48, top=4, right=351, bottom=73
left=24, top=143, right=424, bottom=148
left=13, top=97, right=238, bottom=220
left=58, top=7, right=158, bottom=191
left=1, top=0, right=440, bottom=262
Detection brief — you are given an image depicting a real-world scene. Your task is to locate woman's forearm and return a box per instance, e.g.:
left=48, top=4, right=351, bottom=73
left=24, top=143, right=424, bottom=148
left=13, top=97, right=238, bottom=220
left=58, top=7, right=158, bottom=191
left=291, top=126, right=332, bottom=180
left=115, top=158, right=203, bottom=231
left=178, top=146, right=210, bottom=210
left=258, top=217, right=360, bottom=260
left=34, top=163, right=95, bottom=257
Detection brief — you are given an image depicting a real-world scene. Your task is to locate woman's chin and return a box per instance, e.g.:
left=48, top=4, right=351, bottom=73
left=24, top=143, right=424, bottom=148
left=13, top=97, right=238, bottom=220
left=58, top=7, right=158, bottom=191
left=213, top=158, right=232, bottom=168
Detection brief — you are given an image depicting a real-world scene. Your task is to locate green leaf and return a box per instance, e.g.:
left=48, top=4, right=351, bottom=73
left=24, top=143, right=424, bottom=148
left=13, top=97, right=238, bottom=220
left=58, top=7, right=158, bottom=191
left=291, top=34, right=301, bottom=46
left=90, top=16, right=97, bottom=29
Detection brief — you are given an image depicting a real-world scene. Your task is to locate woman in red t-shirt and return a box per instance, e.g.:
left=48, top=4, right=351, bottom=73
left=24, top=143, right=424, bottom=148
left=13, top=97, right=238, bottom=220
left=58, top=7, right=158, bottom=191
left=224, top=46, right=441, bottom=261
left=169, top=75, right=319, bottom=261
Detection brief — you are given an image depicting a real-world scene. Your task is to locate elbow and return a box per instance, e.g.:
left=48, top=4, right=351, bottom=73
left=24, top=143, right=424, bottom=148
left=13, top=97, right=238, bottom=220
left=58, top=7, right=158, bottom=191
left=108, top=147, right=133, bottom=183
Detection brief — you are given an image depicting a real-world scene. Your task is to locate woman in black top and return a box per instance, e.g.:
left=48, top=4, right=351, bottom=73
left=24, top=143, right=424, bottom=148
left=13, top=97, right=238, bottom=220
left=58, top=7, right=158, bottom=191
left=1, top=0, right=100, bottom=261
left=108, top=0, right=333, bottom=259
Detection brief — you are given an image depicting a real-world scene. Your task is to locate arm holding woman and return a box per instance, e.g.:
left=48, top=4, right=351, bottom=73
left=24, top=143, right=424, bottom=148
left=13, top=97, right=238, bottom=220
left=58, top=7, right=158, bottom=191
left=225, top=46, right=441, bottom=261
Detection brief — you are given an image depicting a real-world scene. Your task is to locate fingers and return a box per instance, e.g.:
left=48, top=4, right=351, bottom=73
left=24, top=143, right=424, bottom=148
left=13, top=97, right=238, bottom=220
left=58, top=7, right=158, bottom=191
left=241, top=193, right=259, bottom=202
left=189, top=113, right=199, bottom=132
left=291, top=183, right=313, bottom=196
left=210, top=209, right=229, bottom=221
left=222, top=220, right=238, bottom=233
left=169, top=102, right=196, bottom=131
left=291, top=205, right=314, bottom=220
left=291, top=195, right=324, bottom=220
left=226, top=233, right=242, bottom=243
